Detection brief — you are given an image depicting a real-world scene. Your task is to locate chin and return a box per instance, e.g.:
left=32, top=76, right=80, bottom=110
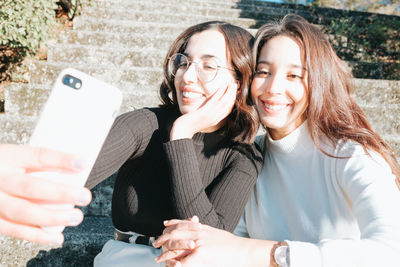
left=260, top=118, right=286, bottom=130
left=179, top=105, right=198, bottom=115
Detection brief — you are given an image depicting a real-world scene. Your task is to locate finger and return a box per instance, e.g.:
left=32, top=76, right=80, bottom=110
left=164, top=216, right=198, bottom=227
left=219, top=83, right=237, bottom=107
left=0, top=192, right=84, bottom=227
left=164, top=219, right=187, bottom=227
left=217, top=81, right=236, bottom=101
left=0, top=216, right=64, bottom=246
left=155, top=249, right=191, bottom=263
left=154, top=224, right=201, bottom=248
left=166, top=259, right=181, bottom=267
left=188, top=216, right=199, bottom=223
left=0, top=145, right=85, bottom=172
left=164, top=239, right=196, bottom=251
left=160, top=221, right=202, bottom=242
left=0, top=172, right=91, bottom=205
left=200, top=84, right=226, bottom=108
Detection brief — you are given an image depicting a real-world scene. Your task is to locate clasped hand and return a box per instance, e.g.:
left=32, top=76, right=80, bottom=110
left=153, top=216, right=249, bottom=267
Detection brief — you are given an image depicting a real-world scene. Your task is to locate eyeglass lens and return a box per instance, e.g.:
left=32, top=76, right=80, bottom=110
left=168, top=54, right=219, bottom=82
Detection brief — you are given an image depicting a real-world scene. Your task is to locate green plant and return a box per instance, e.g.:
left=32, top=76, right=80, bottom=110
left=324, top=14, right=399, bottom=63
left=0, top=0, right=57, bottom=54
left=0, top=0, right=59, bottom=82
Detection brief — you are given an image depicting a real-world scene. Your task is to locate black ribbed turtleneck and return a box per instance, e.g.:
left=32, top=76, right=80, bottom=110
left=86, top=107, right=263, bottom=236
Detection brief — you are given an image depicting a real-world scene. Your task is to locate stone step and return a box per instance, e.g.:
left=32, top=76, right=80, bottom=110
left=57, top=30, right=177, bottom=50
left=47, top=45, right=166, bottom=68
left=73, top=16, right=258, bottom=34
left=361, top=106, right=400, bottom=136
left=95, top=0, right=254, bottom=9
left=5, top=83, right=160, bottom=117
left=91, top=0, right=331, bottom=24
left=84, top=4, right=245, bottom=19
left=83, top=4, right=308, bottom=22
left=79, top=10, right=259, bottom=27
left=353, top=79, right=400, bottom=106
left=0, top=114, right=36, bottom=144
left=0, top=216, right=114, bottom=267
left=58, top=27, right=258, bottom=47
left=26, top=60, right=163, bottom=89
left=73, top=19, right=191, bottom=35
left=94, top=0, right=308, bottom=12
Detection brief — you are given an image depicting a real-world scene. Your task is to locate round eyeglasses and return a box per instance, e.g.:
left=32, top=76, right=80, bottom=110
left=167, top=53, right=235, bottom=83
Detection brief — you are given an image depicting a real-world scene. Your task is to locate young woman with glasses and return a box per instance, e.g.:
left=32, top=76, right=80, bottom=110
left=86, top=21, right=263, bottom=266
left=154, top=14, right=400, bottom=267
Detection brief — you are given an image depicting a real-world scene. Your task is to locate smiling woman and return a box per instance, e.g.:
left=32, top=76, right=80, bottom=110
left=84, top=21, right=263, bottom=267
left=251, top=35, right=308, bottom=140
left=154, top=14, right=400, bottom=267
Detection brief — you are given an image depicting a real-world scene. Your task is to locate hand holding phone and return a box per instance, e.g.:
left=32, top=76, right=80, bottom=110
left=29, top=68, right=122, bottom=233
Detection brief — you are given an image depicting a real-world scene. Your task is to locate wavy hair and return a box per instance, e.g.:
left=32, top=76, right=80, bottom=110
left=159, top=21, right=259, bottom=143
left=254, top=14, right=400, bottom=184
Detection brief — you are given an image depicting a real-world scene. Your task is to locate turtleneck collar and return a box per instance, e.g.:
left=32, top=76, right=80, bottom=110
left=264, top=121, right=313, bottom=156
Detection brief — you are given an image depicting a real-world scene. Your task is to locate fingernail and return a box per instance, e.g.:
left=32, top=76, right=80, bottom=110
left=76, top=190, right=91, bottom=206
left=163, top=220, right=169, bottom=225
left=49, top=235, right=63, bottom=247
left=69, top=212, right=83, bottom=225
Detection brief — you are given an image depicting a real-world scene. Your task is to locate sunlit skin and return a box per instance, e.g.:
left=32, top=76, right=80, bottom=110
left=174, top=30, right=236, bottom=121
left=251, top=35, right=308, bottom=140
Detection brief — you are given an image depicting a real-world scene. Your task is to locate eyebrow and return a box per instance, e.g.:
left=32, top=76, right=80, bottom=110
left=257, top=60, right=306, bottom=71
left=183, top=52, right=220, bottom=61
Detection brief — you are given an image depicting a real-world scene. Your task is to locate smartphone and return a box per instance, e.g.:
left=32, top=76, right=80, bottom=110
left=29, top=68, right=122, bottom=233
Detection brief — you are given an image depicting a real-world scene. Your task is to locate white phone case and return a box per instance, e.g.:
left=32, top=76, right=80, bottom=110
left=29, top=68, right=122, bottom=233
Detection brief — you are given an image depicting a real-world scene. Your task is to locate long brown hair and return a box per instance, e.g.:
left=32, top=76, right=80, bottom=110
left=254, top=14, right=400, bottom=184
left=159, top=21, right=259, bottom=143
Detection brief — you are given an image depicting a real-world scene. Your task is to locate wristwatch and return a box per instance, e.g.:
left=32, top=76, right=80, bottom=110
left=274, top=242, right=290, bottom=267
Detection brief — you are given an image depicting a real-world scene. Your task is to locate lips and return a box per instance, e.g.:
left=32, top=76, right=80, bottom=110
left=180, top=86, right=206, bottom=103
left=260, top=99, right=291, bottom=113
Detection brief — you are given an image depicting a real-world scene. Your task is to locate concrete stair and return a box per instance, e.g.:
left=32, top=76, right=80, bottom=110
left=1, top=0, right=399, bottom=265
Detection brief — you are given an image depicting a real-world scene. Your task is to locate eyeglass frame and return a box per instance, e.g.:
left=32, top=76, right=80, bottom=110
left=167, top=53, right=236, bottom=83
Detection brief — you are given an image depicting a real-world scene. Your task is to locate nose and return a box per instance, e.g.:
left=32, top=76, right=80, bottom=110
left=265, top=73, right=284, bottom=94
left=182, top=62, right=198, bottom=83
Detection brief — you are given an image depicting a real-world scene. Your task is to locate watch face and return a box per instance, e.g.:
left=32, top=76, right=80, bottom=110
left=274, top=245, right=290, bottom=267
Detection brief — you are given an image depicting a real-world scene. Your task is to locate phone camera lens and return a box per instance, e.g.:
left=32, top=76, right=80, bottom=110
left=62, top=74, right=82, bottom=90
left=63, top=75, right=71, bottom=85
